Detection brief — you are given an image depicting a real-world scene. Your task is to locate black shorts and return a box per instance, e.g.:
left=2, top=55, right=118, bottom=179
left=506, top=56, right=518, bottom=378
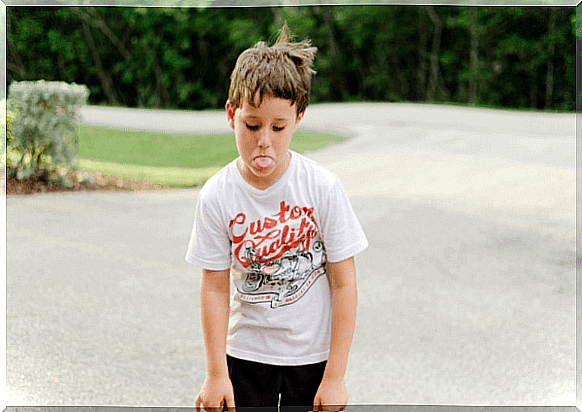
left=226, top=354, right=327, bottom=412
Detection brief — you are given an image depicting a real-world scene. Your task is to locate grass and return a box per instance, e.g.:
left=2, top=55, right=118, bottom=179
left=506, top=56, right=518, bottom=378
left=77, top=124, right=344, bottom=187
left=77, top=159, right=222, bottom=188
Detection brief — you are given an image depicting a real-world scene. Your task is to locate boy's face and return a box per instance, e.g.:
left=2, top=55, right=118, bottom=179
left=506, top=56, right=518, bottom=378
left=226, top=94, right=304, bottom=190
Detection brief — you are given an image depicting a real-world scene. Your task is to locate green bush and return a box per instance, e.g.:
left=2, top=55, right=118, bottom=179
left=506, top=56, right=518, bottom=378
left=7, top=80, right=89, bottom=179
left=1, top=99, right=18, bottom=170
left=1, top=99, right=14, bottom=143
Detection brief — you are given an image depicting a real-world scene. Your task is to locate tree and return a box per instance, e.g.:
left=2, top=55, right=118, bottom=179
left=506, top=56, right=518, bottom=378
left=6, top=6, right=575, bottom=112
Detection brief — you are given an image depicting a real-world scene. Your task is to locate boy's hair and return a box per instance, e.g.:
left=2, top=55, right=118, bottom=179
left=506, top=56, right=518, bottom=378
left=228, top=24, right=317, bottom=117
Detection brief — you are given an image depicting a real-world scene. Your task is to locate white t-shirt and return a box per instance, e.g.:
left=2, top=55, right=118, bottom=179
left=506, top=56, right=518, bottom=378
left=186, top=150, right=368, bottom=366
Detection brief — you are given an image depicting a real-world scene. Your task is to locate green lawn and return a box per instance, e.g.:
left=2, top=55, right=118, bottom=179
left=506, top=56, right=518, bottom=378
left=77, top=124, right=344, bottom=187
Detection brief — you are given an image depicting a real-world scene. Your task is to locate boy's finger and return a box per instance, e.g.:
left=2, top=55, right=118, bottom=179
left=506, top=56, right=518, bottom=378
left=194, top=394, right=202, bottom=412
left=311, top=402, right=345, bottom=412
left=224, top=393, right=236, bottom=411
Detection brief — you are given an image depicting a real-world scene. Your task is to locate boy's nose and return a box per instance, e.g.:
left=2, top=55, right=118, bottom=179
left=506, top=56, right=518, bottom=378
left=257, top=129, right=272, bottom=148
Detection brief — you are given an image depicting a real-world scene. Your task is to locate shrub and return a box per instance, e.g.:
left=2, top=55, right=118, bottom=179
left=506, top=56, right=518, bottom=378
left=7, top=80, right=89, bottom=180
left=1, top=99, right=18, bottom=171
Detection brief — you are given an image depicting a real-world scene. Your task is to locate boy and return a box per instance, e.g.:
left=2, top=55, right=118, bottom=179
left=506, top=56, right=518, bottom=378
left=186, top=28, right=368, bottom=412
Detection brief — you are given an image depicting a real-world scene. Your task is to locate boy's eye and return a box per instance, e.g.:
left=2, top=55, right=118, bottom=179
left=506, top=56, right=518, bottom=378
left=246, top=124, right=260, bottom=131
left=273, top=126, right=285, bottom=132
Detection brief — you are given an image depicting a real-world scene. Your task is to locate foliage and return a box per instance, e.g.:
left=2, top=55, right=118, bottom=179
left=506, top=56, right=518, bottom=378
left=7, top=80, right=89, bottom=180
left=1, top=99, right=15, bottom=145
left=1, top=99, right=18, bottom=168
left=6, top=6, right=576, bottom=112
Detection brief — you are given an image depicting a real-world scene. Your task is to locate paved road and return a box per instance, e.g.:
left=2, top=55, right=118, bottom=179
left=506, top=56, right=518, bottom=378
left=7, top=103, right=576, bottom=407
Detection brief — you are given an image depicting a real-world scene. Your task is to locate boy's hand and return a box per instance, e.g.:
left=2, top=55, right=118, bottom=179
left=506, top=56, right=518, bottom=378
left=195, top=374, right=236, bottom=412
left=312, top=377, right=347, bottom=412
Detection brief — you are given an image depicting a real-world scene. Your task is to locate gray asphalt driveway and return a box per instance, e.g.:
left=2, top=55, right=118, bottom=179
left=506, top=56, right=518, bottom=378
left=7, top=103, right=576, bottom=406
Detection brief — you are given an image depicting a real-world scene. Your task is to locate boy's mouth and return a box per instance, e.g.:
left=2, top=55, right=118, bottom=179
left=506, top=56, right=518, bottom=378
left=253, top=156, right=273, bottom=171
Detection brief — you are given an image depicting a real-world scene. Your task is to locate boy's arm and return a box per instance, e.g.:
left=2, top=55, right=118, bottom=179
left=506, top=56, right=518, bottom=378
left=200, top=268, right=231, bottom=375
left=195, top=268, right=235, bottom=411
left=314, top=256, right=358, bottom=409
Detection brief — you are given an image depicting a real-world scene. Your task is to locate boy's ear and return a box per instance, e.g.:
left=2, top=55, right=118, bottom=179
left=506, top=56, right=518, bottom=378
left=296, top=110, right=305, bottom=124
left=225, top=100, right=236, bottom=130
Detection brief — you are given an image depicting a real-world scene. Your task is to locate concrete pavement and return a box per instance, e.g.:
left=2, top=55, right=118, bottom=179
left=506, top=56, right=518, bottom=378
left=7, top=103, right=576, bottom=406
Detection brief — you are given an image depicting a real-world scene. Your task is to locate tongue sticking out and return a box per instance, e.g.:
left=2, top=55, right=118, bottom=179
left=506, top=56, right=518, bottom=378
left=254, top=157, right=273, bottom=170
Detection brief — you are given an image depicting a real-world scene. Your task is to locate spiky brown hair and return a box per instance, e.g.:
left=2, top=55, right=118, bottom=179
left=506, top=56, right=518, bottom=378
left=228, top=23, right=317, bottom=117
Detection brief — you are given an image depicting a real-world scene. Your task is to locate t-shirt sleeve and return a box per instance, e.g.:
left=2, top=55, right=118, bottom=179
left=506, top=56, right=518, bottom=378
left=318, top=177, right=368, bottom=263
left=185, top=192, right=232, bottom=270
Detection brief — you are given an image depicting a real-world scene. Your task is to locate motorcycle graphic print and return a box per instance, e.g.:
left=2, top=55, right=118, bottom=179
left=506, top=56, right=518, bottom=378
left=229, top=200, right=327, bottom=308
